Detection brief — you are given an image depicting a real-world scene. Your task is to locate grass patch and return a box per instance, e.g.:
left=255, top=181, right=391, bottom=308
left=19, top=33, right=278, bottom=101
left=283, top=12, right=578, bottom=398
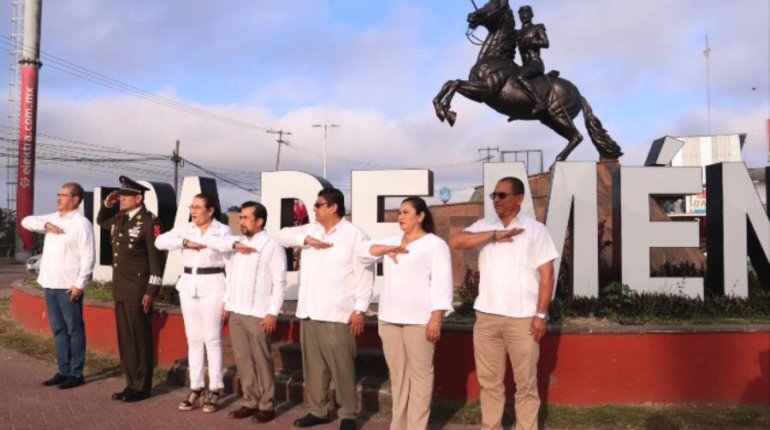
left=0, top=295, right=168, bottom=383
left=431, top=401, right=770, bottom=429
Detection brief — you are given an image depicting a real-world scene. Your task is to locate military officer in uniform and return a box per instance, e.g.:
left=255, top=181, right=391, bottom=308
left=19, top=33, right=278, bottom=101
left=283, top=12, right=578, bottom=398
left=97, top=176, right=164, bottom=402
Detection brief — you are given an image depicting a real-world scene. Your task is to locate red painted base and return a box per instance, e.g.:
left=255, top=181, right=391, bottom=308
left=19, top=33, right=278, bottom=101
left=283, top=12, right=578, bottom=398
left=11, top=288, right=769, bottom=406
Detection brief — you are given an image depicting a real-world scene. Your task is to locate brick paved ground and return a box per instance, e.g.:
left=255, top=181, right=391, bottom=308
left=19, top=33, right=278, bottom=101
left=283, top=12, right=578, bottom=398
left=0, top=345, right=477, bottom=430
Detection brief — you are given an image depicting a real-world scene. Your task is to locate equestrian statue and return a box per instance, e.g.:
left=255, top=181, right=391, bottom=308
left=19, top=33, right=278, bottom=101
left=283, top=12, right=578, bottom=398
left=433, top=0, right=623, bottom=162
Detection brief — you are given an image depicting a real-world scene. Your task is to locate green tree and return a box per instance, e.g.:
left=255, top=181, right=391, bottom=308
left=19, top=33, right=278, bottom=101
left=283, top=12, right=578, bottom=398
left=0, top=208, right=16, bottom=258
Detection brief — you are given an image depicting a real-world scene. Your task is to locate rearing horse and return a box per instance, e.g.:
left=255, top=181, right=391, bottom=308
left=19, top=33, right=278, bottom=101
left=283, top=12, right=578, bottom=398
left=433, top=0, right=623, bottom=162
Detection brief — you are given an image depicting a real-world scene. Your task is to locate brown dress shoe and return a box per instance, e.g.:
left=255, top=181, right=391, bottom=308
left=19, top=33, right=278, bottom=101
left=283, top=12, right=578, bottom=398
left=228, top=406, right=257, bottom=419
left=253, top=409, right=275, bottom=423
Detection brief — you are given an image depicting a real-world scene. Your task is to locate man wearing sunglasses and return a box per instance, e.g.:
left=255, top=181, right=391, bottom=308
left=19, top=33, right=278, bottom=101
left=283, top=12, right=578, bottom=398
left=450, top=176, right=558, bottom=430
left=276, top=187, right=374, bottom=430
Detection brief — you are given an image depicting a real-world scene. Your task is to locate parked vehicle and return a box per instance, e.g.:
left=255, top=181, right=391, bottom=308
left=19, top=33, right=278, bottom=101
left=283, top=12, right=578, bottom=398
left=25, top=254, right=41, bottom=274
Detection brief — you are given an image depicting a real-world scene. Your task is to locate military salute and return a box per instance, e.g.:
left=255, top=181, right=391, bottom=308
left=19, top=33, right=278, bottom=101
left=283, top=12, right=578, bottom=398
left=97, top=176, right=164, bottom=402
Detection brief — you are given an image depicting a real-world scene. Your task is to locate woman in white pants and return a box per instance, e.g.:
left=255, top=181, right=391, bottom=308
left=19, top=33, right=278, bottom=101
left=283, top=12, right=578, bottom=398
left=155, top=193, right=232, bottom=413
left=358, top=197, right=453, bottom=430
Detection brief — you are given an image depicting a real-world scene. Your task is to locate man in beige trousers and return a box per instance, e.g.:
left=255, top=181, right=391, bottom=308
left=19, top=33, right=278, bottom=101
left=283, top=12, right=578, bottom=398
left=211, top=201, right=286, bottom=423
left=451, top=177, right=558, bottom=430
left=276, top=188, right=374, bottom=430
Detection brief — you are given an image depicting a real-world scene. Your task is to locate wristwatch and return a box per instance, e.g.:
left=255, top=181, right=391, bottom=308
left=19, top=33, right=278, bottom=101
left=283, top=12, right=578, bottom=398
left=535, top=312, right=549, bottom=322
left=182, top=239, right=189, bottom=248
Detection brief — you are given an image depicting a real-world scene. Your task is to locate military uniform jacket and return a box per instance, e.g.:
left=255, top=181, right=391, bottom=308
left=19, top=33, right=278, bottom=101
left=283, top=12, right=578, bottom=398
left=97, top=205, right=164, bottom=303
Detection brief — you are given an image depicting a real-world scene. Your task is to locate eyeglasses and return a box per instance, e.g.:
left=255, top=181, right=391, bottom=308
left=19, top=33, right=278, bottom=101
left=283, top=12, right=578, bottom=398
left=56, top=193, right=72, bottom=198
left=489, top=192, right=519, bottom=200
left=313, top=202, right=330, bottom=209
left=188, top=205, right=206, bottom=210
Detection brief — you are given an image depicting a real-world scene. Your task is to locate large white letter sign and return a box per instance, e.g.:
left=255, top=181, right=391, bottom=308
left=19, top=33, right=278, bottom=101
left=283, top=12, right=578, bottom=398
left=545, top=162, right=599, bottom=297
left=351, top=170, right=433, bottom=240
left=706, top=163, right=769, bottom=297
left=615, top=167, right=703, bottom=297
left=261, top=171, right=331, bottom=299
left=483, top=162, right=535, bottom=219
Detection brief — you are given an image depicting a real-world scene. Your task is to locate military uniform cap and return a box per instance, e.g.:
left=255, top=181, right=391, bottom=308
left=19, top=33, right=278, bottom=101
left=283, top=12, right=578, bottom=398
left=118, top=175, right=150, bottom=195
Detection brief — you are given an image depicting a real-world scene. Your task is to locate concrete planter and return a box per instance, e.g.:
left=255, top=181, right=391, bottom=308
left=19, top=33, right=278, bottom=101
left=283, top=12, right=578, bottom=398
left=11, top=285, right=769, bottom=406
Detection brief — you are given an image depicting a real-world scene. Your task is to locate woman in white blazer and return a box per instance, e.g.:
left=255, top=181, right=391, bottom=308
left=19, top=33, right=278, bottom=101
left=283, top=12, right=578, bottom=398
left=155, top=193, right=232, bottom=413
left=358, top=196, right=454, bottom=430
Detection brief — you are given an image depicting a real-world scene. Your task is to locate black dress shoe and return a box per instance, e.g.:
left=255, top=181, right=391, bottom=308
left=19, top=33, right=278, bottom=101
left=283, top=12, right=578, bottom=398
left=111, top=388, right=129, bottom=401
left=253, top=409, right=275, bottom=423
left=42, top=373, right=67, bottom=386
left=58, top=375, right=85, bottom=390
left=122, top=389, right=151, bottom=403
left=339, top=418, right=356, bottom=430
left=293, top=413, right=330, bottom=427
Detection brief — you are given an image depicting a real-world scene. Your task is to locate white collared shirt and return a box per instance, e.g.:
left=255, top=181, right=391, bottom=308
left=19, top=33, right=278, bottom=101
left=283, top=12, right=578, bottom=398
left=464, top=213, right=558, bottom=318
left=211, top=231, right=287, bottom=318
left=21, top=210, right=95, bottom=290
left=154, top=219, right=233, bottom=298
left=358, top=233, right=454, bottom=325
left=275, top=218, right=374, bottom=323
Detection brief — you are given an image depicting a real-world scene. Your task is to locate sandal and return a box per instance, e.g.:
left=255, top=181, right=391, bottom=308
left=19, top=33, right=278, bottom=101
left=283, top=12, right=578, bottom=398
left=201, top=390, right=221, bottom=413
left=178, top=389, right=203, bottom=411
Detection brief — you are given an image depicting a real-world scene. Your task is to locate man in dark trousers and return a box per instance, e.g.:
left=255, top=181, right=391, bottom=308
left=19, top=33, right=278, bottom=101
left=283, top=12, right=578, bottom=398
left=97, top=175, right=164, bottom=402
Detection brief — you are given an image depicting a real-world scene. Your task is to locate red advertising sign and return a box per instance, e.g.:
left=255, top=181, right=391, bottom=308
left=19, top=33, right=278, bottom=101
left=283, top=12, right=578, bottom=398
left=16, top=66, right=39, bottom=250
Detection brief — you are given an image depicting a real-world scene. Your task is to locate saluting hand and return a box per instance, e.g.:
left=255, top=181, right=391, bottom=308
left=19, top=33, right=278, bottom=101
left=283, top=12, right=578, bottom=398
left=233, top=242, right=257, bottom=254
left=44, top=222, right=65, bottom=235
left=370, top=245, right=409, bottom=263
left=304, top=236, right=332, bottom=250
left=185, top=241, right=206, bottom=251
left=496, top=228, right=525, bottom=243
left=104, top=191, right=119, bottom=208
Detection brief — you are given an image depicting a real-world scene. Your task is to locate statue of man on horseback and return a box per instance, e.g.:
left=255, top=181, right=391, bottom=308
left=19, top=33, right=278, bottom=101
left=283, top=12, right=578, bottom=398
left=515, top=5, right=550, bottom=115
left=433, top=0, right=623, bottom=163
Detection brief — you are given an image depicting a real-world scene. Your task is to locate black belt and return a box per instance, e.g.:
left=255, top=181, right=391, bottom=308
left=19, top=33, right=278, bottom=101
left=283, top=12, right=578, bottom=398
left=183, top=267, right=225, bottom=275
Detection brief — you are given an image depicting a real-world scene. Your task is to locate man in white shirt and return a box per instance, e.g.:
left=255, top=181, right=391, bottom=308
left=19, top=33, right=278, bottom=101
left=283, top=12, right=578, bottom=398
left=276, top=188, right=374, bottom=430
left=214, top=201, right=286, bottom=423
left=21, top=182, right=95, bottom=390
left=451, top=177, right=558, bottom=430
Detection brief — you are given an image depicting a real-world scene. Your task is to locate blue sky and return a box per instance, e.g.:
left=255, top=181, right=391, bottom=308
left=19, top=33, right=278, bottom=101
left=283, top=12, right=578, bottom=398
left=0, top=0, right=767, bottom=212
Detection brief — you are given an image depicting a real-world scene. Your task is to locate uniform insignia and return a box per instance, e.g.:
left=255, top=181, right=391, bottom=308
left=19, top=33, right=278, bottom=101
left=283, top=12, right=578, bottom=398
left=129, top=226, right=141, bottom=238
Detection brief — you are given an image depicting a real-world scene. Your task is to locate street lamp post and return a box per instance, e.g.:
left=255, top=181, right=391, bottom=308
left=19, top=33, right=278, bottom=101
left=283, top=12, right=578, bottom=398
left=312, top=123, right=339, bottom=179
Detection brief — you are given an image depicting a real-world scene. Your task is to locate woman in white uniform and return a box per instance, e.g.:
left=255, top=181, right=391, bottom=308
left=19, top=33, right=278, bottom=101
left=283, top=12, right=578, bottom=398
left=155, top=193, right=232, bottom=413
left=358, top=196, right=453, bottom=430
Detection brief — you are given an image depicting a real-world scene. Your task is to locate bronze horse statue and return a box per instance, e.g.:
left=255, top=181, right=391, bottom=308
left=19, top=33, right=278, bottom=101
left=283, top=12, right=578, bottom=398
left=433, top=0, right=623, bottom=162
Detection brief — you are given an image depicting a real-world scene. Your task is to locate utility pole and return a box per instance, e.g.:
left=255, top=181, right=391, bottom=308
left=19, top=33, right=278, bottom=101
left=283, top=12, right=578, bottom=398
left=267, top=129, right=292, bottom=171
left=312, top=123, right=339, bottom=179
left=15, top=0, right=42, bottom=261
left=171, top=139, right=182, bottom=195
left=478, top=146, right=499, bottom=162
